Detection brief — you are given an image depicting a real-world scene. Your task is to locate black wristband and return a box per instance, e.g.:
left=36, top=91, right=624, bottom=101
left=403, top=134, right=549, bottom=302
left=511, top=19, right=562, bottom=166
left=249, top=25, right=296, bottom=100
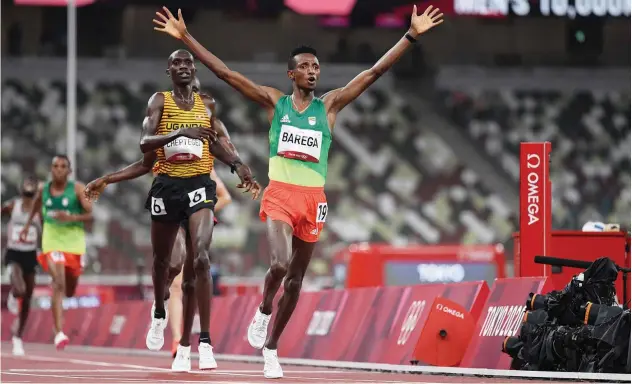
left=230, top=160, right=243, bottom=174
left=405, top=33, right=417, bottom=43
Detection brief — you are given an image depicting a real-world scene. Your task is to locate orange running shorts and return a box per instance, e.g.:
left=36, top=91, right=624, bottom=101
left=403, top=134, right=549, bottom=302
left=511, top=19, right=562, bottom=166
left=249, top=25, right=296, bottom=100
left=38, top=251, right=84, bottom=278
left=259, top=180, right=328, bottom=243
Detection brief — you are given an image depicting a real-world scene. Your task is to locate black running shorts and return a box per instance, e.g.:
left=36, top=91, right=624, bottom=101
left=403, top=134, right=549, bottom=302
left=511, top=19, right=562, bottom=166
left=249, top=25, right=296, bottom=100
left=4, top=249, right=38, bottom=275
left=145, top=174, right=217, bottom=223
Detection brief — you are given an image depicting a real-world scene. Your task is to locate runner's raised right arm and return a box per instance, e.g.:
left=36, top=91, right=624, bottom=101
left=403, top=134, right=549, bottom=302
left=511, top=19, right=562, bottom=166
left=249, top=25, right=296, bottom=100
left=153, top=7, right=284, bottom=113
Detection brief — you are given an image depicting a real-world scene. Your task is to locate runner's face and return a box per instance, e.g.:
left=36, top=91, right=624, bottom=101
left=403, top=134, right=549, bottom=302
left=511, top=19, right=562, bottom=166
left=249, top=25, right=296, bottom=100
left=289, top=53, right=320, bottom=91
left=22, top=180, right=36, bottom=198
left=51, top=157, right=70, bottom=183
left=169, top=52, right=196, bottom=86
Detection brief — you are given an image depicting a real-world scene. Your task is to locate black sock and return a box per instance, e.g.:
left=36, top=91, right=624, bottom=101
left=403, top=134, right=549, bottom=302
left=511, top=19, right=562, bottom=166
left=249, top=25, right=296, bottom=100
left=199, top=332, right=211, bottom=345
left=154, top=308, right=166, bottom=319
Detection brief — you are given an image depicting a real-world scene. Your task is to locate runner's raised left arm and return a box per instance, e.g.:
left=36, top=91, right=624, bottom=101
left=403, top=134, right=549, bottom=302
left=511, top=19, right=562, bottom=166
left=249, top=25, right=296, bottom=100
left=324, top=5, right=443, bottom=116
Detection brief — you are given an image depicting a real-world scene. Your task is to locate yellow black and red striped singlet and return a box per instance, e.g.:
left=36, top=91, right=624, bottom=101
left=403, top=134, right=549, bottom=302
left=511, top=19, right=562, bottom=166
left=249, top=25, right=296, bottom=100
left=154, top=91, right=215, bottom=178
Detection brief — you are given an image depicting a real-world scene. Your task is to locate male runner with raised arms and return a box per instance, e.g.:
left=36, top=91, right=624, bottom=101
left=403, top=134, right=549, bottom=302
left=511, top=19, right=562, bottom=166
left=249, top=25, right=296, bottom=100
left=137, top=50, right=257, bottom=370
left=2, top=176, right=41, bottom=356
left=20, top=155, right=93, bottom=350
left=154, top=5, right=443, bottom=378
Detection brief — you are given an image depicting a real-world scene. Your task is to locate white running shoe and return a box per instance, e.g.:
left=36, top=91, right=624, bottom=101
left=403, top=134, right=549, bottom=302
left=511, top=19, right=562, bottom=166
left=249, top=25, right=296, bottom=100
left=146, top=301, right=168, bottom=351
left=12, top=336, right=25, bottom=356
left=7, top=292, right=19, bottom=315
left=247, top=308, right=271, bottom=349
left=54, top=331, right=69, bottom=350
left=171, top=344, right=191, bottom=372
left=262, top=347, right=283, bottom=379
left=198, top=342, right=218, bottom=370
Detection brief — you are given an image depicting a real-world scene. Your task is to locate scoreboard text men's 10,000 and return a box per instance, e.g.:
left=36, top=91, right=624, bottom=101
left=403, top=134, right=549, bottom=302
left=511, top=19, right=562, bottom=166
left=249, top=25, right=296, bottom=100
left=455, top=0, right=630, bottom=18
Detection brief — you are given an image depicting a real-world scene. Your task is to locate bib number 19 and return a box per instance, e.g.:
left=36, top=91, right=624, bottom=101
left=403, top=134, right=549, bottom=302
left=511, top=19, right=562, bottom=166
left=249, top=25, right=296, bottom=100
left=316, top=203, right=328, bottom=223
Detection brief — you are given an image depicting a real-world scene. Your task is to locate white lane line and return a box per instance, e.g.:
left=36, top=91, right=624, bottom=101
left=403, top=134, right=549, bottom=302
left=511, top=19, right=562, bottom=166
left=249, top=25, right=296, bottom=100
left=2, top=353, right=408, bottom=383
left=2, top=373, right=267, bottom=384
left=6, top=369, right=347, bottom=374
left=7, top=369, right=161, bottom=373
left=1, top=353, right=172, bottom=372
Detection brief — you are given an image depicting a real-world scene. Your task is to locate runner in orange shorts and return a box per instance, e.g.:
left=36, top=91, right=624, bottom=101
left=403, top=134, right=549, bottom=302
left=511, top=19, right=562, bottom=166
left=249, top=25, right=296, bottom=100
left=20, top=155, right=94, bottom=350
left=154, top=5, right=443, bottom=378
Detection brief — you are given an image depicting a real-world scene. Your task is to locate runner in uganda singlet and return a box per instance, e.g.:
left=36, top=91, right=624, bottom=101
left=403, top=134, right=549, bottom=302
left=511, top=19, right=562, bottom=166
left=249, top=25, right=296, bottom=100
left=155, top=91, right=215, bottom=178
left=268, top=95, right=332, bottom=187
left=41, top=181, right=86, bottom=256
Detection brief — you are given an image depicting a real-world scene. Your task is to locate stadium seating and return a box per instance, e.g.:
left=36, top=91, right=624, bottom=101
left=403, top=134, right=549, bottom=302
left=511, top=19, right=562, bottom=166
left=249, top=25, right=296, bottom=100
left=3, top=78, right=628, bottom=277
left=439, top=89, right=631, bottom=230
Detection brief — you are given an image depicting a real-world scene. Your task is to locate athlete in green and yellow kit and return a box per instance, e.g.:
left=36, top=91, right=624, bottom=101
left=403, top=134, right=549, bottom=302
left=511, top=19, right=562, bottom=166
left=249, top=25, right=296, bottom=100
left=21, top=155, right=93, bottom=350
left=154, top=4, right=444, bottom=378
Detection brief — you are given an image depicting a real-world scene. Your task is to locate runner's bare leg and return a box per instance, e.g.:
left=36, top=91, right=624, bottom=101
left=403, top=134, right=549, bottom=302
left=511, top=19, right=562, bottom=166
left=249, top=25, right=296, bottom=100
left=259, top=219, right=293, bottom=315
left=264, top=237, right=314, bottom=350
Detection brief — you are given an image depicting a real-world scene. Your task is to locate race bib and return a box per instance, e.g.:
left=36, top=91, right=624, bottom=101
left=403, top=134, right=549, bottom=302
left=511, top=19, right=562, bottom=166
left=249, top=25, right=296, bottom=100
left=188, top=187, right=208, bottom=208
left=151, top=197, right=167, bottom=216
left=164, top=137, right=204, bottom=163
left=277, top=125, right=322, bottom=163
left=11, top=224, right=37, bottom=244
left=316, top=202, right=328, bottom=223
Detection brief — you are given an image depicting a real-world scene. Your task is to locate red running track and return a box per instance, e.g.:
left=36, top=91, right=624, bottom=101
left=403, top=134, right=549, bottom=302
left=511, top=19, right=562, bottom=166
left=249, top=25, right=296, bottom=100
left=1, top=343, right=599, bottom=384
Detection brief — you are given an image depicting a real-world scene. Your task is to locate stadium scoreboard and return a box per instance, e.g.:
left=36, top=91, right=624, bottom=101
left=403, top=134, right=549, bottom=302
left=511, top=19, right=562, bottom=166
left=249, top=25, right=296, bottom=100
left=454, top=0, right=630, bottom=18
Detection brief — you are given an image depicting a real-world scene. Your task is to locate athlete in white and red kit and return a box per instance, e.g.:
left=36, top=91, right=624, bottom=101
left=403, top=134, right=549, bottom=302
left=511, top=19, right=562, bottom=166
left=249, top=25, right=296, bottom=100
left=2, top=176, right=42, bottom=356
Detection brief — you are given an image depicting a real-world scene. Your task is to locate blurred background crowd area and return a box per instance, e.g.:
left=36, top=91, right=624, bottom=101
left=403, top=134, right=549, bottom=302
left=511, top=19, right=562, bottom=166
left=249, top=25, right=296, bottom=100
left=1, top=0, right=630, bottom=281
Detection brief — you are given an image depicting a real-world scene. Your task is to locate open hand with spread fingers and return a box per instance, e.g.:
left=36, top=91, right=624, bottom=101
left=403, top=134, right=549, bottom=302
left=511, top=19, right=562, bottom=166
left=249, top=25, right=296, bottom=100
left=84, top=177, right=108, bottom=202
left=153, top=7, right=187, bottom=40
left=238, top=180, right=262, bottom=200
left=234, top=163, right=261, bottom=200
left=409, top=5, right=444, bottom=38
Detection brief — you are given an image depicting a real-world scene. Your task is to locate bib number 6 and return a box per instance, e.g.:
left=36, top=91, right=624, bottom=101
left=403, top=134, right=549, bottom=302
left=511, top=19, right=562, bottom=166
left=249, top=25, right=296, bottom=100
left=151, top=197, right=167, bottom=216
left=188, top=187, right=207, bottom=208
left=316, top=202, right=328, bottom=223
